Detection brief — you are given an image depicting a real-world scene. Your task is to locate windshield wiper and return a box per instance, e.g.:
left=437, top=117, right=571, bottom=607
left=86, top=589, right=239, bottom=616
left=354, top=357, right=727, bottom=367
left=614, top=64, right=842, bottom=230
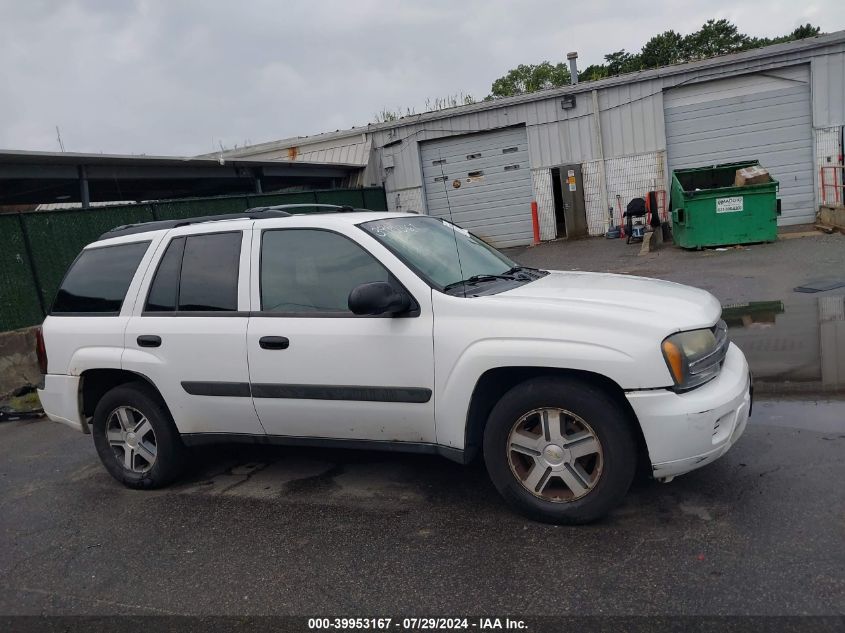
left=443, top=274, right=516, bottom=292
left=503, top=265, right=542, bottom=276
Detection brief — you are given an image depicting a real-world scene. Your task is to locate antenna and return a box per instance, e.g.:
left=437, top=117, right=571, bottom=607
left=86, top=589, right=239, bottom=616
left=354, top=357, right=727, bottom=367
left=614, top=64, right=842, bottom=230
left=55, top=126, right=65, bottom=152
left=437, top=152, right=467, bottom=298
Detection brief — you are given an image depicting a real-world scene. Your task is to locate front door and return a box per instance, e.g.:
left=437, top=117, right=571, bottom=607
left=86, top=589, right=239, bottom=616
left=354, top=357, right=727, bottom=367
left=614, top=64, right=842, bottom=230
left=558, top=164, right=588, bottom=238
left=246, top=226, right=435, bottom=442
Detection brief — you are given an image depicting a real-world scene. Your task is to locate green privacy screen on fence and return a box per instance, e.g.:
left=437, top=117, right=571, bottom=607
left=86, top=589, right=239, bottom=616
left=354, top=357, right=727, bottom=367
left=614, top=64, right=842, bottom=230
left=0, top=215, right=44, bottom=332
left=0, top=187, right=387, bottom=332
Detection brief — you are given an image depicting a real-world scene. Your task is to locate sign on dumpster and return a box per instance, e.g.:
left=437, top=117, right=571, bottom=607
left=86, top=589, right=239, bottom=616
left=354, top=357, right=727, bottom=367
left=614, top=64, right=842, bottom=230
left=716, top=196, right=744, bottom=213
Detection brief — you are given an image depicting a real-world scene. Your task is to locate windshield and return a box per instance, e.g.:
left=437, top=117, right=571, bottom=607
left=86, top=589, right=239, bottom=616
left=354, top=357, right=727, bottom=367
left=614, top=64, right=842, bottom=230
left=359, top=216, right=518, bottom=289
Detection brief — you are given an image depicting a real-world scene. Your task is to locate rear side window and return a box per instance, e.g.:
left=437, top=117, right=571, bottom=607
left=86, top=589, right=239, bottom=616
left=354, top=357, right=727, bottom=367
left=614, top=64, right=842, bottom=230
left=51, top=241, right=150, bottom=315
left=145, top=232, right=241, bottom=312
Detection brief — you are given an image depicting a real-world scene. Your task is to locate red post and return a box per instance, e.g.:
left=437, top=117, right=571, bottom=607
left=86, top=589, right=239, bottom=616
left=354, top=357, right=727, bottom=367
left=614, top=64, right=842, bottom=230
left=820, top=167, right=826, bottom=206
left=531, top=201, right=540, bottom=244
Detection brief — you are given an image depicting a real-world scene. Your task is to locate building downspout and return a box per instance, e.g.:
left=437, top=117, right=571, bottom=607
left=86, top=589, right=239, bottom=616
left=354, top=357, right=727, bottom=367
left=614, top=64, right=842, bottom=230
left=591, top=90, right=610, bottom=232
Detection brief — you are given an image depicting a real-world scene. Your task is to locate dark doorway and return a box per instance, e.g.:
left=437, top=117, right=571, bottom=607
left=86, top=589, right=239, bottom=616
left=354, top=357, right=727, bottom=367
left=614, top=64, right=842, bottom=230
left=551, top=167, right=565, bottom=237
left=553, top=164, right=588, bottom=239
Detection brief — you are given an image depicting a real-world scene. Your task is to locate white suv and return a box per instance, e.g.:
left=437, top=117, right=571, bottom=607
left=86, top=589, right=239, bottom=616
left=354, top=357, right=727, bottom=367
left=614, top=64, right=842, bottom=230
left=37, top=205, right=752, bottom=523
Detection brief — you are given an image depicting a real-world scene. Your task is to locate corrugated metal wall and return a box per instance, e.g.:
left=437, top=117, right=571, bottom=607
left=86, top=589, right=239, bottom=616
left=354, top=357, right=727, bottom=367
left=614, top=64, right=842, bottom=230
left=368, top=39, right=845, bottom=237
left=219, top=35, right=845, bottom=241
left=223, top=135, right=372, bottom=166
left=0, top=187, right=387, bottom=332
left=812, top=52, right=845, bottom=128
left=597, top=79, right=666, bottom=158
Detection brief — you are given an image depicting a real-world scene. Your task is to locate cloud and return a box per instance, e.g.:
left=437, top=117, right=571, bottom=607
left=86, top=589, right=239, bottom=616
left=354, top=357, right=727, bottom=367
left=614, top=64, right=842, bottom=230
left=0, top=0, right=841, bottom=155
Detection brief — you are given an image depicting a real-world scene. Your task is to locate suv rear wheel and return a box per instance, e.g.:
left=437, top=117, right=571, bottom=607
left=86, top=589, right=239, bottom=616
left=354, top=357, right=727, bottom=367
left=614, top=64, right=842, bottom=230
left=92, top=383, right=185, bottom=489
left=483, top=376, right=636, bottom=524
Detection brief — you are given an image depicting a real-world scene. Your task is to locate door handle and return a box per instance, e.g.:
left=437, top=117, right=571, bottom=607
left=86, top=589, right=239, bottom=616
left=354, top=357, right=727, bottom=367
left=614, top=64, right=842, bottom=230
left=137, top=335, right=161, bottom=348
left=259, top=336, right=289, bottom=350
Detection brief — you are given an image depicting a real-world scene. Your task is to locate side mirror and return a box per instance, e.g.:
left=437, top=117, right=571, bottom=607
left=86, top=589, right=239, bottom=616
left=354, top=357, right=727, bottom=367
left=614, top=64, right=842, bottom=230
left=348, top=281, right=411, bottom=316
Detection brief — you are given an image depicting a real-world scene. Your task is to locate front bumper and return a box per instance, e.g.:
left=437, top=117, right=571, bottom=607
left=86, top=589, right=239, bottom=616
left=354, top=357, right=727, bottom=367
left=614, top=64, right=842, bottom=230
left=626, top=343, right=751, bottom=479
left=37, top=374, right=88, bottom=433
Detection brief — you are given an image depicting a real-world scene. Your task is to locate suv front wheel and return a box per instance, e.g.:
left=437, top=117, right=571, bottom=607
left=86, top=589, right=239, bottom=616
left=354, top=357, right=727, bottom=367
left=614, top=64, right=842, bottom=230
left=92, top=383, right=185, bottom=489
left=483, top=376, right=636, bottom=524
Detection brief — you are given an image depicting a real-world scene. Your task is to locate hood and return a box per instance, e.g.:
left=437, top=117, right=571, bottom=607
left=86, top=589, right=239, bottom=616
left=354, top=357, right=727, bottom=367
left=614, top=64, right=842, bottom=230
left=495, top=271, right=721, bottom=332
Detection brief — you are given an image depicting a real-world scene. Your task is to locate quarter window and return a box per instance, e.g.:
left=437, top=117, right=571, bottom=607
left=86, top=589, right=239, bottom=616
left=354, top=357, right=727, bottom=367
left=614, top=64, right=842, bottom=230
left=260, top=230, right=390, bottom=314
left=51, top=241, right=150, bottom=314
left=145, top=237, right=184, bottom=312
left=145, top=232, right=241, bottom=312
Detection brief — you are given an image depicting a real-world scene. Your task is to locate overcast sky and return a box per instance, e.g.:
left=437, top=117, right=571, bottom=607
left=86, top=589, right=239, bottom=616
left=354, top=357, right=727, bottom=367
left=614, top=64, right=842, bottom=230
left=1, top=0, right=842, bottom=156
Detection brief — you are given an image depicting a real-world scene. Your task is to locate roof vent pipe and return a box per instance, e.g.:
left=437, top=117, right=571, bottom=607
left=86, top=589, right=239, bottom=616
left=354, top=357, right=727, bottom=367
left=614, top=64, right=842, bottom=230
left=567, top=52, right=578, bottom=85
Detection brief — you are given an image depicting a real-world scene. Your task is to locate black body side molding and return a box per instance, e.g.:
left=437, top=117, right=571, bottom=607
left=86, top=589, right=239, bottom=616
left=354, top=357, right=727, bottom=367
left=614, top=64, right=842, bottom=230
left=181, top=381, right=432, bottom=403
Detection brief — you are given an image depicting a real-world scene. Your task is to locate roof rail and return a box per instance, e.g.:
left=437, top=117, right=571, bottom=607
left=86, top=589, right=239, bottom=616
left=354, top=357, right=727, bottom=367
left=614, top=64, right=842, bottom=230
left=245, top=203, right=358, bottom=213
left=99, top=209, right=292, bottom=240
left=98, top=203, right=369, bottom=240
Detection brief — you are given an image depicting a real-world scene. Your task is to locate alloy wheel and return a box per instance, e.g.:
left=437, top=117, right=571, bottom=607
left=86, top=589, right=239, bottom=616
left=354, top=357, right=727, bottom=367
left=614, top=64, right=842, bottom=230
left=105, top=406, right=157, bottom=473
left=506, top=407, right=603, bottom=502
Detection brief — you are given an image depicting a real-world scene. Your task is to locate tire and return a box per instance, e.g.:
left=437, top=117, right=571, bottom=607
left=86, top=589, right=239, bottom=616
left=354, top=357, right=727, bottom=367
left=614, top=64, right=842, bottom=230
left=483, top=376, right=636, bottom=524
left=92, top=383, right=185, bottom=489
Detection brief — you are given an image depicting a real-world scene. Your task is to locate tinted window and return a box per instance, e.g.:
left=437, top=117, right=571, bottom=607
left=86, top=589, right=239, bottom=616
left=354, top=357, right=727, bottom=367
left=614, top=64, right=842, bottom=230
left=261, top=230, right=389, bottom=313
left=145, top=237, right=185, bottom=312
left=52, top=241, right=150, bottom=314
left=177, top=232, right=241, bottom=311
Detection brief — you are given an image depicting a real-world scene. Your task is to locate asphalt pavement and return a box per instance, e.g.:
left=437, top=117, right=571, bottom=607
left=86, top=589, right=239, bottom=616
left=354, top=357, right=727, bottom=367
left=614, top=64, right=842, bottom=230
left=1, top=398, right=843, bottom=616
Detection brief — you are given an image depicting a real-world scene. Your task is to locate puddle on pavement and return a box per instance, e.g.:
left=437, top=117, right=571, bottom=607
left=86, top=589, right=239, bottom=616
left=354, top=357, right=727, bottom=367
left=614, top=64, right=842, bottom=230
left=723, top=294, right=845, bottom=391
left=749, top=399, right=845, bottom=433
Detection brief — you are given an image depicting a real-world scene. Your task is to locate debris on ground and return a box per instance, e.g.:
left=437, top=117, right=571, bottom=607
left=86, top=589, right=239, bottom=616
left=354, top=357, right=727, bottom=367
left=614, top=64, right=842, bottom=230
left=793, top=279, right=845, bottom=293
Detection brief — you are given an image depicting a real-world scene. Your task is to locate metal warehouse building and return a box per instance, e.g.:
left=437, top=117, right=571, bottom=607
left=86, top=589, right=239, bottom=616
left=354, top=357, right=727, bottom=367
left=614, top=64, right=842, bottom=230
left=220, top=30, right=845, bottom=247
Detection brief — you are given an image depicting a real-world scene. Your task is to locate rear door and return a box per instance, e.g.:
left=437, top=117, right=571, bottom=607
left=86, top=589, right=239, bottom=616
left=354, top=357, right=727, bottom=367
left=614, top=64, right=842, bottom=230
left=123, top=227, right=264, bottom=436
left=246, top=225, right=435, bottom=443
left=45, top=239, right=155, bottom=376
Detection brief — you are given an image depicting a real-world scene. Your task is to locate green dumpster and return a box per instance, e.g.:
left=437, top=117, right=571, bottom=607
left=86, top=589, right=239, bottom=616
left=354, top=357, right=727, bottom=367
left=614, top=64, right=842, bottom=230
left=670, top=161, right=780, bottom=249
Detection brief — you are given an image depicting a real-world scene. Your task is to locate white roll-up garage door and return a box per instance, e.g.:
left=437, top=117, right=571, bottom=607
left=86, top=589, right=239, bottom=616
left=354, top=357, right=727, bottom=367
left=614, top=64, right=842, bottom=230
left=664, top=65, right=814, bottom=225
left=420, top=126, right=534, bottom=247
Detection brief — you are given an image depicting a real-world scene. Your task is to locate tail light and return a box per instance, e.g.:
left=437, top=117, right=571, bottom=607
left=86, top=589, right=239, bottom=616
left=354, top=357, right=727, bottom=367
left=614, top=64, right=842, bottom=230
left=35, top=326, right=48, bottom=375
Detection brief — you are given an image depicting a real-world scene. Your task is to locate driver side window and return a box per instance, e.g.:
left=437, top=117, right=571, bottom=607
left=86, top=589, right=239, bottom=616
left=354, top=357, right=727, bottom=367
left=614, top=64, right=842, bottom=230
left=260, top=229, right=390, bottom=314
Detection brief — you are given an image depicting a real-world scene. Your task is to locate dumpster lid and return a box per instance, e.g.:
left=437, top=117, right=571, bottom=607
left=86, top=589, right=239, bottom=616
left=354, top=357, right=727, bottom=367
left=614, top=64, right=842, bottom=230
left=673, top=161, right=778, bottom=193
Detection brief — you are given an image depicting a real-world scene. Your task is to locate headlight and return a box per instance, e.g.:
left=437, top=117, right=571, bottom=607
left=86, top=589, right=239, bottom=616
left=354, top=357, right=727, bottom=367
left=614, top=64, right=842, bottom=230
left=661, top=320, right=729, bottom=391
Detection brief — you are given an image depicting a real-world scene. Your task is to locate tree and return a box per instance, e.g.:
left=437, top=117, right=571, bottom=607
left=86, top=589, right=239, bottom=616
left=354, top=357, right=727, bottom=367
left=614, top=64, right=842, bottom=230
left=639, top=30, right=685, bottom=68
left=486, top=20, right=823, bottom=97
left=579, top=64, right=609, bottom=82
left=490, top=62, right=571, bottom=98
left=789, top=23, right=821, bottom=40
left=683, top=19, right=749, bottom=59
left=604, top=50, right=641, bottom=75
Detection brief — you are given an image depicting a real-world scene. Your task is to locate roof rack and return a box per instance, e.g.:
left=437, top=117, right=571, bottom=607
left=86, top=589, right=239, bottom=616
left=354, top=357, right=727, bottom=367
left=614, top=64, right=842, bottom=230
left=246, top=203, right=358, bottom=214
left=98, top=204, right=363, bottom=240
